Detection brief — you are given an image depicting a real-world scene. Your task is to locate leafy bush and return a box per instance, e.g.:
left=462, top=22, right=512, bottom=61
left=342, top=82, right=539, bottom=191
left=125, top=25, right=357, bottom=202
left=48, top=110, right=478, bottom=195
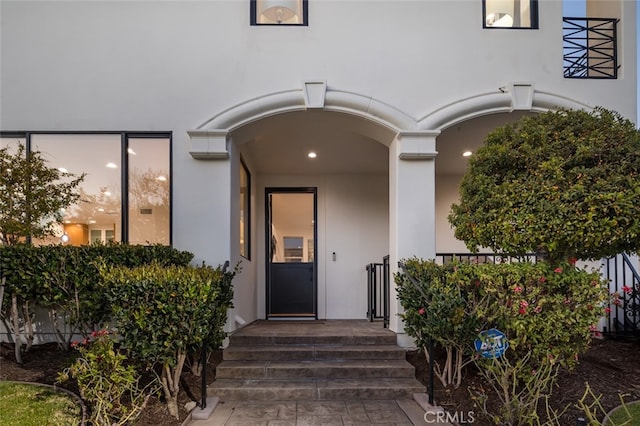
left=448, top=107, right=640, bottom=264
left=99, top=262, right=235, bottom=418
left=0, top=244, right=194, bottom=354
left=397, top=258, right=609, bottom=423
left=57, top=329, right=154, bottom=426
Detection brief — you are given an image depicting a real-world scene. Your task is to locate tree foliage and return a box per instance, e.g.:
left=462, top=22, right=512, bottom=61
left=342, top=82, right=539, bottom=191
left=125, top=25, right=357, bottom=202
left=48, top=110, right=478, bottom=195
left=448, top=107, right=640, bottom=263
left=0, top=144, right=85, bottom=246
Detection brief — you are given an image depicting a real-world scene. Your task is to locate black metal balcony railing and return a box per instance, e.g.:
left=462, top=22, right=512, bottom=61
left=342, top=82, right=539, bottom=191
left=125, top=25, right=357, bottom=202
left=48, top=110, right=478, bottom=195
left=563, top=17, right=619, bottom=79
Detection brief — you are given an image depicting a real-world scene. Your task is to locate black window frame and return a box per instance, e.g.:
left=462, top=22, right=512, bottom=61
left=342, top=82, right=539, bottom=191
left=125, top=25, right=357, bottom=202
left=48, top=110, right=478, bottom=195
left=482, top=0, right=539, bottom=30
left=250, top=0, right=308, bottom=26
left=240, top=156, right=251, bottom=260
left=0, top=130, right=173, bottom=246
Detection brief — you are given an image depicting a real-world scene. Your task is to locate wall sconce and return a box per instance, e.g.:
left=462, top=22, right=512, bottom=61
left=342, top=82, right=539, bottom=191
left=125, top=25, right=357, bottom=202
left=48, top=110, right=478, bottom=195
left=251, top=0, right=307, bottom=26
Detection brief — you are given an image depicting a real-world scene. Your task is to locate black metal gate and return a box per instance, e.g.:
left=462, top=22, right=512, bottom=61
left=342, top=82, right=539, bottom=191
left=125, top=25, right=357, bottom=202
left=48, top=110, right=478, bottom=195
left=366, top=255, right=389, bottom=328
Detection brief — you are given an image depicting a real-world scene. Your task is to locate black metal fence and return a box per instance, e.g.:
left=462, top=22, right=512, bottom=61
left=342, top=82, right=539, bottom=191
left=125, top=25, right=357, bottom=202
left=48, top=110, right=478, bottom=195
left=366, top=252, right=640, bottom=338
left=366, top=255, right=389, bottom=328
left=563, top=17, right=618, bottom=79
left=603, top=254, right=640, bottom=335
left=435, top=252, right=538, bottom=265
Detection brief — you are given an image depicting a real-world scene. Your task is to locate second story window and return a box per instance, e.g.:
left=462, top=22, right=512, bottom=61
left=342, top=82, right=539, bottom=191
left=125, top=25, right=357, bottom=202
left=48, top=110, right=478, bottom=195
left=483, top=0, right=539, bottom=29
left=251, top=0, right=308, bottom=26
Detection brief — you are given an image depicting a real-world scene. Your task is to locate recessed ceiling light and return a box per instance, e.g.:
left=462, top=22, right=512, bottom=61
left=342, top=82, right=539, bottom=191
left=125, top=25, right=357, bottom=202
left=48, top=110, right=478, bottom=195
left=58, top=167, right=68, bottom=173
left=308, top=152, right=317, bottom=159
left=156, top=176, right=167, bottom=181
left=127, top=148, right=136, bottom=155
left=462, top=151, right=473, bottom=157
left=106, top=162, right=118, bottom=168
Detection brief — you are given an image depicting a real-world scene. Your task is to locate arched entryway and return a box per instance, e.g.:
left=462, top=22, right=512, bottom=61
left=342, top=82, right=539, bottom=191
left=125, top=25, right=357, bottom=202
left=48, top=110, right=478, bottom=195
left=187, top=83, right=591, bottom=342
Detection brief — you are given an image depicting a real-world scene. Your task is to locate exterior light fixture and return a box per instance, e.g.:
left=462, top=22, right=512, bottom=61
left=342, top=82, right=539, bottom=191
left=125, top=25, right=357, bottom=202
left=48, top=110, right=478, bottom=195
left=307, top=151, right=317, bottom=158
left=463, top=151, right=473, bottom=157
left=60, top=233, right=70, bottom=243
left=251, top=0, right=307, bottom=26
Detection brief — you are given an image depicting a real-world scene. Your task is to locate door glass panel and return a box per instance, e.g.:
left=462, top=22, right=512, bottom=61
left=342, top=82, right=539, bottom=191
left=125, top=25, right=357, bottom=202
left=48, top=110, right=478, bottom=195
left=270, top=193, right=314, bottom=263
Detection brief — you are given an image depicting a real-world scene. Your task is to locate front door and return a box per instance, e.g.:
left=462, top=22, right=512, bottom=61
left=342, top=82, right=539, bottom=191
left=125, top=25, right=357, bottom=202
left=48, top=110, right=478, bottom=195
left=266, top=188, right=317, bottom=318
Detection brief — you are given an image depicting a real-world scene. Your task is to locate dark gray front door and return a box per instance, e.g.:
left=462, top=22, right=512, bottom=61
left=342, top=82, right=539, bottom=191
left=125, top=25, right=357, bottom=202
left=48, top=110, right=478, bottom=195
left=266, top=188, right=317, bottom=318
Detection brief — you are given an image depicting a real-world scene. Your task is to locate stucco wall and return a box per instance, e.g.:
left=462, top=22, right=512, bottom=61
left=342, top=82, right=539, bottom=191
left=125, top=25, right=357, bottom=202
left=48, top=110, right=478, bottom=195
left=255, top=173, right=389, bottom=320
left=1, top=0, right=637, bottom=329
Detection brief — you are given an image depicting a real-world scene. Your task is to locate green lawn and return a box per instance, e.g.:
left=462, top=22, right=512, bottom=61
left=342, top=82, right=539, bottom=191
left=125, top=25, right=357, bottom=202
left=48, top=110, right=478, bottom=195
left=0, top=381, right=82, bottom=426
left=605, top=400, right=640, bottom=425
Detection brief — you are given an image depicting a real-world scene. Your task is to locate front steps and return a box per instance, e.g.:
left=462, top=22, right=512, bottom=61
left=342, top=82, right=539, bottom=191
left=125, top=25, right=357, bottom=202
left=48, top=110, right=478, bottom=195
left=208, top=320, right=425, bottom=401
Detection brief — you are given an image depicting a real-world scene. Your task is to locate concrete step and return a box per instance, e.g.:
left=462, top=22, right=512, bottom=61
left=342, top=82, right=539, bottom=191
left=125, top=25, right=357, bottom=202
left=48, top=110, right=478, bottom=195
left=229, top=333, right=397, bottom=346
left=207, top=378, right=426, bottom=401
left=209, top=321, right=425, bottom=403
left=222, top=344, right=406, bottom=361
left=216, top=359, right=416, bottom=380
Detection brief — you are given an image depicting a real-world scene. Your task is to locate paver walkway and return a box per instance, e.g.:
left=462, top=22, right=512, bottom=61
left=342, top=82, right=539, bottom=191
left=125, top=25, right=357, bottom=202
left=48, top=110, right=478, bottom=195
left=189, top=398, right=440, bottom=425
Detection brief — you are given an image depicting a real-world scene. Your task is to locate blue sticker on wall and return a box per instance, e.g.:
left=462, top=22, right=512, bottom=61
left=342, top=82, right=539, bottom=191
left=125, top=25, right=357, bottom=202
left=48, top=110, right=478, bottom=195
left=474, top=328, right=508, bottom=359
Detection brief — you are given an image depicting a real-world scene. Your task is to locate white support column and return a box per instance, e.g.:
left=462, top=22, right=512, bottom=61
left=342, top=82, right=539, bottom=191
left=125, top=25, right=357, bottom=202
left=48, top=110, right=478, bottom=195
left=179, top=129, right=232, bottom=266
left=389, top=131, right=439, bottom=346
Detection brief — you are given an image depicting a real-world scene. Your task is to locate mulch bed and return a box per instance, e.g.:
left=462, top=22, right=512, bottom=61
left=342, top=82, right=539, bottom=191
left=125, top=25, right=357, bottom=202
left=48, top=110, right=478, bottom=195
left=407, top=336, right=640, bottom=425
left=2, top=337, right=640, bottom=425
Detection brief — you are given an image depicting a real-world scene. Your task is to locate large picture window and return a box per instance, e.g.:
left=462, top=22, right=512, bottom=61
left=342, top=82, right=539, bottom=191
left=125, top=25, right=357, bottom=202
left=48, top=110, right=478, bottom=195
left=1, top=132, right=171, bottom=246
left=483, top=0, right=538, bottom=29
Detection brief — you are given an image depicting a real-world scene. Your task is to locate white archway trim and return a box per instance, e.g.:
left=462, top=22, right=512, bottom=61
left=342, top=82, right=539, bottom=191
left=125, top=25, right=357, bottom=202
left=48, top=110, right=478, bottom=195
left=418, top=86, right=592, bottom=131
left=194, top=86, right=417, bottom=133
left=197, top=89, right=306, bottom=131
left=322, top=90, right=417, bottom=131
left=188, top=86, right=418, bottom=159
left=531, top=90, right=592, bottom=113
left=396, top=131, right=440, bottom=160
left=187, top=84, right=592, bottom=159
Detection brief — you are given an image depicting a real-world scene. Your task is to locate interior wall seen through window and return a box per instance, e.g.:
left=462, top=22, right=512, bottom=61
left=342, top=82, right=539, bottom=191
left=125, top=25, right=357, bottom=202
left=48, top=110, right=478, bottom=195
left=484, top=0, right=537, bottom=28
left=31, top=134, right=123, bottom=246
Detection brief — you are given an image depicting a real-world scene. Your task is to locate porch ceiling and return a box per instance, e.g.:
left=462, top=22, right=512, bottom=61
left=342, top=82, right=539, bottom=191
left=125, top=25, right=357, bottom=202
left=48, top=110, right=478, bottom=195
left=234, top=110, right=532, bottom=176
left=435, top=110, right=532, bottom=176
left=234, top=110, right=392, bottom=175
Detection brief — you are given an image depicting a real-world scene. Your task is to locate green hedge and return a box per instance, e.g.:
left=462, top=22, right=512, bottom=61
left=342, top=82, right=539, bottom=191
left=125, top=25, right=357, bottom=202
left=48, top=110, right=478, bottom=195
left=0, top=243, right=194, bottom=340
